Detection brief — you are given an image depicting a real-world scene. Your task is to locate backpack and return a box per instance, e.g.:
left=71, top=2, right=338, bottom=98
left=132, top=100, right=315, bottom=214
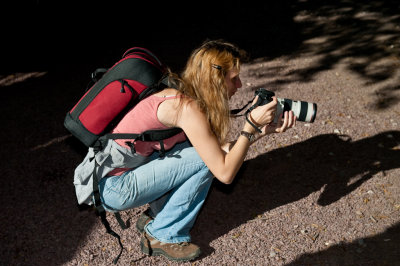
left=64, top=47, right=182, bottom=264
left=64, top=47, right=181, bottom=149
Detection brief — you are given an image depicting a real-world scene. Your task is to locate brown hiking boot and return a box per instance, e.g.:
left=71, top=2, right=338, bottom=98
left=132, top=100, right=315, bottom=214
left=135, top=209, right=153, bottom=233
left=140, top=232, right=201, bottom=261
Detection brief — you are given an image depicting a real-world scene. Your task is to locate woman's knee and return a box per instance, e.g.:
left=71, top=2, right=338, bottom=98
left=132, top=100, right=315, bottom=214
left=184, top=146, right=212, bottom=177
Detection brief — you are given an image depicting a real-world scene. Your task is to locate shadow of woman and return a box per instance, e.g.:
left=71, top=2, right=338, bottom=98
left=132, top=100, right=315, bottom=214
left=287, top=221, right=400, bottom=265
left=192, top=131, right=400, bottom=256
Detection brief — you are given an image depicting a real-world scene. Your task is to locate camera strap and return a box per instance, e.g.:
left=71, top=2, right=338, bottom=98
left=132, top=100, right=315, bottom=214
left=244, top=112, right=263, bottom=133
left=230, top=98, right=263, bottom=133
left=230, top=99, right=253, bottom=115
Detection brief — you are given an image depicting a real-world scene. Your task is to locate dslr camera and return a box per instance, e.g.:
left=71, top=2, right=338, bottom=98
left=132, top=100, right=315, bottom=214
left=253, top=88, right=317, bottom=123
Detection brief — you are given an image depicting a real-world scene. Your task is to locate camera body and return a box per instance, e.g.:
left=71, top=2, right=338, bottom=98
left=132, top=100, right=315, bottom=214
left=254, top=88, right=317, bottom=123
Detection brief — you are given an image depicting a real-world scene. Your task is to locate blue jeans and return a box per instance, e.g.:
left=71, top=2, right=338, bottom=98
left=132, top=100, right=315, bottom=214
left=99, top=141, right=213, bottom=243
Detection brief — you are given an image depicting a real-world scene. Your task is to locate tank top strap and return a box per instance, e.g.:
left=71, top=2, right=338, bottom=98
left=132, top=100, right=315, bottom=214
left=147, top=94, right=185, bottom=105
left=159, top=94, right=185, bottom=100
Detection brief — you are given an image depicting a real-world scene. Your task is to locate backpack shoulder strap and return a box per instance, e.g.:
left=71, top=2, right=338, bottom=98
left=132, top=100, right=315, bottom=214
left=103, top=127, right=182, bottom=142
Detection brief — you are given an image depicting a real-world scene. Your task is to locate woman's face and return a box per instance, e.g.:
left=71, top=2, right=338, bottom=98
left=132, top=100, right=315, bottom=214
left=224, top=68, right=242, bottom=99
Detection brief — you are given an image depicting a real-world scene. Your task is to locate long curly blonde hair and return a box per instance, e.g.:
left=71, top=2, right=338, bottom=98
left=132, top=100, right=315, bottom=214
left=178, top=40, right=247, bottom=144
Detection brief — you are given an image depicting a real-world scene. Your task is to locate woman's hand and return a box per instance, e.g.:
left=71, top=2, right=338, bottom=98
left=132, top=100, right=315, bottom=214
left=248, top=96, right=278, bottom=128
left=259, top=110, right=296, bottom=136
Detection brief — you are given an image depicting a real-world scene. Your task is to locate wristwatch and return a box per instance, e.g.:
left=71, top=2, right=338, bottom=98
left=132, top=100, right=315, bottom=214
left=240, top=131, right=255, bottom=142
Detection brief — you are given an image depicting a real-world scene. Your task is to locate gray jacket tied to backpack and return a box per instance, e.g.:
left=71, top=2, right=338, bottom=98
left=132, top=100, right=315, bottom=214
left=73, top=139, right=150, bottom=206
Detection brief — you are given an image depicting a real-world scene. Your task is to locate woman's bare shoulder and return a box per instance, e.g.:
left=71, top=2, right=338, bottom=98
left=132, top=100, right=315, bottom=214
left=156, top=90, right=199, bottom=127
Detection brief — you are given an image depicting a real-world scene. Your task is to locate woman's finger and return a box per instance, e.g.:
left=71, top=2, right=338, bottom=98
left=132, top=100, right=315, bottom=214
left=277, top=111, right=289, bottom=132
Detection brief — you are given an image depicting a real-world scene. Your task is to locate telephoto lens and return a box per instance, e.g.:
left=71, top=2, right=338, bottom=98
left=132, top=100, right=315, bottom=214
left=255, top=88, right=317, bottom=123
left=276, top=98, right=317, bottom=123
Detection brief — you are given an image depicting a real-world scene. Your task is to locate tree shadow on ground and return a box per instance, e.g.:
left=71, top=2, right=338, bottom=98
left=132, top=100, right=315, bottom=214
left=3, top=1, right=398, bottom=110
left=193, top=131, right=400, bottom=258
left=246, top=0, right=400, bottom=110
left=3, top=1, right=399, bottom=81
left=287, top=0, right=400, bottom=80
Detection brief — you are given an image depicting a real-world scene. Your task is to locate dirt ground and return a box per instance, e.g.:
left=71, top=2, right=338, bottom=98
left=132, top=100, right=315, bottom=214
left=1, top=1, right=399, bottom=265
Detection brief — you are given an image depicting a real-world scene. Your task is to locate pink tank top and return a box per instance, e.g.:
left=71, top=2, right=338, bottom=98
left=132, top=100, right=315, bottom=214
left=108, top=94, right=186, bottom=176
